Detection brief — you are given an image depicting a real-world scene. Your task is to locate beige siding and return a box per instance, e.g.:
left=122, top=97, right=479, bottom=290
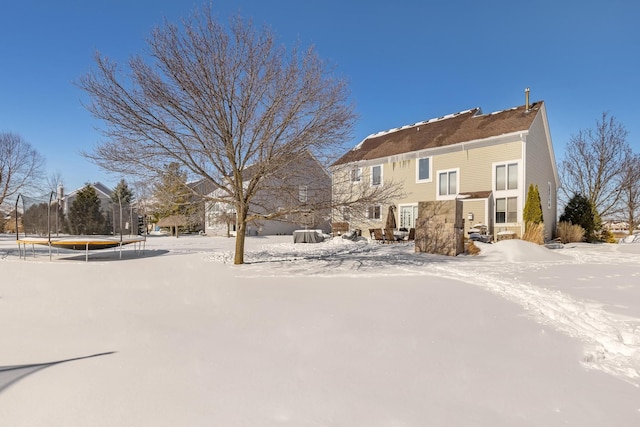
left=331, top=112, right=558, bottom=242
left=461, top=199, right=489, bottom=234
left=334, top=140, right=526, bottom=235
left=386, top=141, right=523, bottom=206
left=525, top=106, right=558, bottom=240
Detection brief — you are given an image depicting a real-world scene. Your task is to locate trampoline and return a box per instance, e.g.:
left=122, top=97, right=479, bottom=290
left=16, top=235, right=146, bottom=261
left=14, top=191, right=147, bottom=261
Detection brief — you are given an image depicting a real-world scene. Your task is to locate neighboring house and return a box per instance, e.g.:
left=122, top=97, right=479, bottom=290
left=59, top=182, right=114, bottom=217
left=59, top=182, right=143, bottom=234
left=185, top=178, right=219, bottom=233
left=331, top=98, right=559, bottom=241
left=205, top=151, right=332, bottom=236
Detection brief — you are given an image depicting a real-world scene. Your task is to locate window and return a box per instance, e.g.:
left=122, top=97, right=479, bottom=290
left=495, top=163, right=518, bottom=191
left=371, top=165, right=382, bottom=186
left=351, top=168, right=362, bottom=183
left=368, top=205, right=381, bottom=220
left=416, top=157, right=431, bottom=182
left=496, top=197, right=517, bottom=223
left=437, top=169, right=458, bottom=198
left=298, top=185, right=307, bottom=203
left=341, top=206, right=350, bottom=221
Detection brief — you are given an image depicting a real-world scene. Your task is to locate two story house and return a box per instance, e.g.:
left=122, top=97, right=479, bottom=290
left=331, top=98, right=559, bottom=241
left=205, top=150, right=332, bottom=236
left=59, top=182, right=114, bottom=217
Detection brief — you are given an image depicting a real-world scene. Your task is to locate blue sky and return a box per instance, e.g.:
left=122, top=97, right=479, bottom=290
left=2, top=0, right=639, bottom=193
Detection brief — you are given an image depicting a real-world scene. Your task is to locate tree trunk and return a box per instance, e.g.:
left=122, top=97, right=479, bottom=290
left=233, top=204, right=248, bottom=264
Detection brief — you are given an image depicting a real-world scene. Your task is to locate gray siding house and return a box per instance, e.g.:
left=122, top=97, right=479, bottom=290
left=205, top=150, right=332, bottom=236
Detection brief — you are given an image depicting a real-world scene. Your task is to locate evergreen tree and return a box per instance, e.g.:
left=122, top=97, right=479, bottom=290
left=559, top=193, right=599, bottom=242
left=68, top=184, right=108, bottom=235
left=111, top=179, right=135, bottom=235
left=523, top=184, right=544, bottom=227
left=111, top=178, right=134, bottom=205
left=153, top=163, right=190, bottom=218
left=152, top=163, right=198, bottom=236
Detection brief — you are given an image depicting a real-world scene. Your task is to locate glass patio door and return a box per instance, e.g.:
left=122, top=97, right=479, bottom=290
left=399, top=205, right=418, bottom=229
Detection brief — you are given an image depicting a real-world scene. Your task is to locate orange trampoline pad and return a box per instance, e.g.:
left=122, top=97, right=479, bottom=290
left=17, top=236, right=146, bottom=251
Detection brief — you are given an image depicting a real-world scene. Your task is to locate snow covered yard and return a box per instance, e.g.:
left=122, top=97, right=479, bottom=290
left=1, top=233, right=639, bottom=426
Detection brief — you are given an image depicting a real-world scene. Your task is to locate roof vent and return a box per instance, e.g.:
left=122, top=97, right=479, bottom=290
left=525, top=87, right=530, bottom=112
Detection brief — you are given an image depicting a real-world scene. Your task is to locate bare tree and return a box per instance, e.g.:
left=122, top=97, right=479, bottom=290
left=46, top=172, right=65, bottom=235
left=0, top=132, right=45, bottom=209
left=78, top=6, right=357, bottom=264
left=329, top=163, right=405, bottom=227
left=559, top=112, right=630, bottom=219
left=130, top=178, right=156, bottom=234
left=619, top=153, right=640, bottom=234
left=46, top=171, right=64, bottom=195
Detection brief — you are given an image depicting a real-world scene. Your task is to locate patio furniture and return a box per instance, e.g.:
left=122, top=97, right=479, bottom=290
left=407, top=228, right=415, bottom=241
left=391, top=229, right=409, bottom=241
left=369, top=228, right=385, bottom=243
left=293, top=229, right=325, bottom=243
left=384, top=228, right=397, bottom=243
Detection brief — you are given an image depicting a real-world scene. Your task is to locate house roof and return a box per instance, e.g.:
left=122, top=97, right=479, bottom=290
left=458, top=190, right=492, bottom=199
left=64, top=182, right=113, bottom=199
left=207, top=149, right=329, bottom=191
left=332, top=101, right=544, bottom=166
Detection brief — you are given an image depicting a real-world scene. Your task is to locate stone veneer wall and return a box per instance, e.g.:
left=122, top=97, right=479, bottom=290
left=415, top=200, right=464, bottom=256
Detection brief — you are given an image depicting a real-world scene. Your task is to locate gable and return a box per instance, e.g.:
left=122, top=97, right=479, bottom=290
left=65, top=182, right=113, bottom=200
left=333, top=102, right=544, bottom=166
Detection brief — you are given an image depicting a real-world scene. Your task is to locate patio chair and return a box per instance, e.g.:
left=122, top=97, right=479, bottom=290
left=407, top=228, right=415, bottom=241
left=370, top=228, right=385, bottom=243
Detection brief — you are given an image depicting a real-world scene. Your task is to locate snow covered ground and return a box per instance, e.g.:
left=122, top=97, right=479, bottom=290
left=1, top=233, right=639, bottom=426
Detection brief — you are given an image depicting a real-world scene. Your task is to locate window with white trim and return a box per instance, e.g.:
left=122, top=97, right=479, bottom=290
left=351, top=168, right=362, bottom=183
left=341, top=206, right=350, bottom=221
left=496, top=197, right=517, bottom=223
left=298, top=185, right=307, bottom=203
left=416, top=157, right=431, bottom=182
left=367, top=205, right=381, bottom=219
left=437, top=169, right=458, bottom=198
left=371, top=165, right=382, bottom=186
left=495, top=163, right=518, bottom=190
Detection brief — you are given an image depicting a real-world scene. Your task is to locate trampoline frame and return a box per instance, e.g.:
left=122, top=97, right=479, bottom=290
left=16, top=235, right=146, bottom=261
left=14, top=192, right=147, bottom=261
